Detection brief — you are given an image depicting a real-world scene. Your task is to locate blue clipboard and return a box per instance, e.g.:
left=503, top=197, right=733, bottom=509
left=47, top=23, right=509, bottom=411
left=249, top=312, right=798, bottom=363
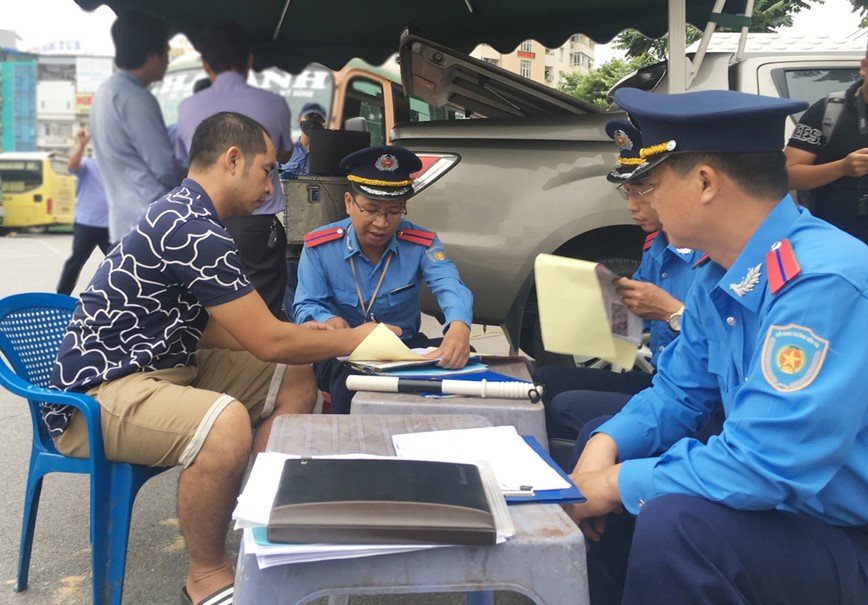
left=504, top=436, right=585, bottom=505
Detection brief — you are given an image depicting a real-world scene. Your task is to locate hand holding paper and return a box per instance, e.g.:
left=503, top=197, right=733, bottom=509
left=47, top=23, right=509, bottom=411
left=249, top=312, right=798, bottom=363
left=534, top=253, right=643, bottom=368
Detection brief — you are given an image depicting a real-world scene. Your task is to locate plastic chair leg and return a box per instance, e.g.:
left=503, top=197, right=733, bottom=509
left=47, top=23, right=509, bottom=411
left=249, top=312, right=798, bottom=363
left=91, top=464, right=141, bottom=605
left=15, top=471, right=45, bottom=592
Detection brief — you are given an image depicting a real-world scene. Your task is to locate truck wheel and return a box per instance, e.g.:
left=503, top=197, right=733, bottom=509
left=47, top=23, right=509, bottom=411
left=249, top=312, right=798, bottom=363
left=527, top=256, right=641, bottom=368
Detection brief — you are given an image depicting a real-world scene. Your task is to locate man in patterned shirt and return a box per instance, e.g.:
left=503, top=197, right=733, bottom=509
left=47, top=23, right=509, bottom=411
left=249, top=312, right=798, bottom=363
left=50, top=112, right=386, bottom=605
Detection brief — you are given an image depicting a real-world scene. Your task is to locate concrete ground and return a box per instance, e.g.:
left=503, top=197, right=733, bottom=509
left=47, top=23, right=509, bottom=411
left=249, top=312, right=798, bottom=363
left=0, top=231, right=540, bottom=605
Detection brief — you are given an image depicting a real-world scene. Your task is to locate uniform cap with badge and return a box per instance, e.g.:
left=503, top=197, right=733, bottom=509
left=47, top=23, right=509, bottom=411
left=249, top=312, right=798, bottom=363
left=605, top=119, right=645, bottom=183
left=612, top=88, right=808, bottom=181
left=340, top=145, right=423, bottom=201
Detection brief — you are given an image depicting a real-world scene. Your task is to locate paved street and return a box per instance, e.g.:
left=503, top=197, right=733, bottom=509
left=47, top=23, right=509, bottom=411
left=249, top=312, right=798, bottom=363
left=0, top=232, right=537, bottom=605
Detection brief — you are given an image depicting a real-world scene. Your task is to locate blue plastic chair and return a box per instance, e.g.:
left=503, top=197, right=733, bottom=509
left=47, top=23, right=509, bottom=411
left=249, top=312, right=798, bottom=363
left=0, top=292, right=170, bottom=605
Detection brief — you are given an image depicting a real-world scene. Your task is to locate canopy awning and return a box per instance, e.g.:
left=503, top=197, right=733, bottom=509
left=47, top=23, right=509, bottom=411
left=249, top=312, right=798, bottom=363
left=72, top=0, right=747, bottom=74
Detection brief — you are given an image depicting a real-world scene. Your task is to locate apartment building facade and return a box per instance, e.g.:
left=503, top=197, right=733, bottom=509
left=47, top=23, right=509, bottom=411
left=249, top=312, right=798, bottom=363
left=470, top=34, right=596, bottom=88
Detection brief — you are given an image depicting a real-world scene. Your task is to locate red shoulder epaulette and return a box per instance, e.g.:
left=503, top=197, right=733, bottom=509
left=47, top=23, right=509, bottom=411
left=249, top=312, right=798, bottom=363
left=397, top=228, right=436, bottom=247
left=643, top=231, right=660, bottom=251
left=692, top=253, right=711, bottom=269
left=766, top=239, right=801, bottom=294
left=304, top=226, right=345, bottom=248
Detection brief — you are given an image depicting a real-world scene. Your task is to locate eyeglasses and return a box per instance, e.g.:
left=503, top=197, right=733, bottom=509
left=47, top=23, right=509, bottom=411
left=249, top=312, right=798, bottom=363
left=616, top=184, right=656, bottom=200
left=352, top=199, right=406, bottom=222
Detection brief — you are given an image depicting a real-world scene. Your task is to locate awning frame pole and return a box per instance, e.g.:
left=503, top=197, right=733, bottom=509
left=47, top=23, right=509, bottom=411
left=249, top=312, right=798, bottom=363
left=273, top=0, right=292, bottom=42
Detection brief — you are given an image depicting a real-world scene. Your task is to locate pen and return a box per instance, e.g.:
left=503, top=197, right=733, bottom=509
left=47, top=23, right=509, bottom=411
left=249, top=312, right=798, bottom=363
left=501, top=485, right=535, bottom=497
left=388, top=283, right=414, bottom=295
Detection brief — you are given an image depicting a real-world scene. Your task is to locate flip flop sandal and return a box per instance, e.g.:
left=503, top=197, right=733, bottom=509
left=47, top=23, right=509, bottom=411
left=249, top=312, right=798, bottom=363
left=181, top=583, right=234, bottom=605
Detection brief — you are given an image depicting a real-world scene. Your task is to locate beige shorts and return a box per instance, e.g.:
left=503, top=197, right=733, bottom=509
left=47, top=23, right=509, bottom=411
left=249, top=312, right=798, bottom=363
left=54, top=349, right=286, bottom=468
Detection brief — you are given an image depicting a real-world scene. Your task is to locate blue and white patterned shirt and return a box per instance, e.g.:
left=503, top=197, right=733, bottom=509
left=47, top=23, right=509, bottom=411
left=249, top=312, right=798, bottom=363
left=47, top=179, right=255, bottom=435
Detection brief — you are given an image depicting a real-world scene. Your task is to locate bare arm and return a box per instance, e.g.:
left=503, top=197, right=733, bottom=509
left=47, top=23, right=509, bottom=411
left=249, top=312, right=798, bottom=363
left=206, top=290, right=396, bottom=363
left=785, top=145, right=868, bottom=190
left=68, top=130, right=89, bottom=173
left=199, top=317, right=244, bottom=350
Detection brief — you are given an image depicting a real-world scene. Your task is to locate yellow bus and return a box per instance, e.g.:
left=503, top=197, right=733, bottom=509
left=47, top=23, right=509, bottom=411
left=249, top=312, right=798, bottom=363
left=0, top=152, right=76, bottom=229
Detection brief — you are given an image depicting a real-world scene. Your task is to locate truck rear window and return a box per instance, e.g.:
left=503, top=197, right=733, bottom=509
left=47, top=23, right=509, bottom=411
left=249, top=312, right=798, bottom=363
left=773, top=67, right=861, bottom=120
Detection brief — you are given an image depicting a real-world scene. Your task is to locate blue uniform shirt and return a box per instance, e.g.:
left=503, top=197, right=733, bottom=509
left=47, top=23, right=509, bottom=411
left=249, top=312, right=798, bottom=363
left=293, top=218, right=473, bottom=340
left=632, top=232, right=703, bottom=367
left=280, top=140, right=310, bottom=175
left=601, top=197, right=868, bottom=525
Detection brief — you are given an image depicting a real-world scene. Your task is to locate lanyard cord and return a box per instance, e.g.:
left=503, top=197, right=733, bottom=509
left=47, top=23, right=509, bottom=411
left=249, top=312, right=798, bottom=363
left=349, top=253, right=392, bottom=321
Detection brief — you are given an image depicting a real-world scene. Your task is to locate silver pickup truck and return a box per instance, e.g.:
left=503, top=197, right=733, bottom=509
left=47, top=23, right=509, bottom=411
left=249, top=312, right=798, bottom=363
left=392, top=32, right=862, bottom=361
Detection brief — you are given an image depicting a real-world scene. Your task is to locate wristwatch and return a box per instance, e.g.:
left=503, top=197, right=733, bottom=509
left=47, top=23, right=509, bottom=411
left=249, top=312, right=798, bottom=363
left=667, top=305, right=685, bottom=332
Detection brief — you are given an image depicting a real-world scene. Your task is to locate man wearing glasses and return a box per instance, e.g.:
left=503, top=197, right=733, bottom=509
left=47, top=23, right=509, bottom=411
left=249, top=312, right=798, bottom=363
left=293, top=145, right=474, bottom=413
left=533, top=121, right=705, bottom=457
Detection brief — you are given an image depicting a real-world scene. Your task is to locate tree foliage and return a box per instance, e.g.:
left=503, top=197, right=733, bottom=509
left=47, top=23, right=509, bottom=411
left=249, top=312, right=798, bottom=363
left=562, top=0, right=868, bottom=107
left=615, top=0, right=815, bottom=60
left=557, top=54, right=658, bottom=109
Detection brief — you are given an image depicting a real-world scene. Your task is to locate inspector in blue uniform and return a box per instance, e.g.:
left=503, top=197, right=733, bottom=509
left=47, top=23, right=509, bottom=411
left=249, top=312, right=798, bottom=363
left=534, top=120, right=706, bottom=445
left=567, top=89, right=868, bottom=605
left=294, top=145, right=473, bottom=413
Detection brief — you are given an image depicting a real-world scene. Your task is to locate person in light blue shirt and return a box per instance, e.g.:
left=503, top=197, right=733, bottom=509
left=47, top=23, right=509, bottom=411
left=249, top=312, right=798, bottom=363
left=294, top=145, right=474, bottom=413
left=57, top=129, right=111, bottom=296
left=566, top=89, right=868, bottom=605
left=175, top=21, right=294, bottom=318
left=90, top=11, right=184, bottom=243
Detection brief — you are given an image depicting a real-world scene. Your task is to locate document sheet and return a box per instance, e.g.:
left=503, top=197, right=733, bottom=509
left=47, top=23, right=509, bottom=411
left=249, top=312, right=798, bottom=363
left=392, top=425, right=571, bottom=493
left=534, top=253, right=642, bottom=368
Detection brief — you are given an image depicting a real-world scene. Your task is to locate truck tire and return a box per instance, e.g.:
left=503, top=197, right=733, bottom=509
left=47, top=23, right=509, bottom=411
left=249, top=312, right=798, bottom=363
left=527, top=256, right=641, bottom=368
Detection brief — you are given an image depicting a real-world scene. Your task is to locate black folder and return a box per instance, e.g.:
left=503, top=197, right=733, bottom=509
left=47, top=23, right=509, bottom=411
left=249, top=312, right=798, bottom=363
left=267, top=458, right=496, bottom=546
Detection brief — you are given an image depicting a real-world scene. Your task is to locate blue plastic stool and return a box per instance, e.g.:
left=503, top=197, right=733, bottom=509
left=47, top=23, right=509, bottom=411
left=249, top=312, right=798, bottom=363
left=0, top=292, right=170, bottom=605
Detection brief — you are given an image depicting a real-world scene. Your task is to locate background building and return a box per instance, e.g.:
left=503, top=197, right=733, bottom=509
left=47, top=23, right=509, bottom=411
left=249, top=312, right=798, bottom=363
left=471, top=34, right=596, bottom=88
left=1, top=31, right=112, bottom=153
left=1, top=47, right=38, bottom=151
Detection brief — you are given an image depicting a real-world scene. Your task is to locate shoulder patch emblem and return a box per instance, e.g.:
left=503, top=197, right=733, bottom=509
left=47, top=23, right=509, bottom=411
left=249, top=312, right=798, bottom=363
left=398, top=228, right=436, bottom=247
left=426, top=247, right=448, bottom=262
left=766, top=239, right=801, bottom=295
left=643, top=231, right=660, bottom=251
left=760, top=324, right=829, bottom=393
left=304, top=226, right=344, bottom=248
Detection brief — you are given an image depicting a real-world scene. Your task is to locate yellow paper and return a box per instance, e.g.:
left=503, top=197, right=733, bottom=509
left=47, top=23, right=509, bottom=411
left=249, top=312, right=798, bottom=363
left=347, top=323, right=431, bottom=362
left=534, top=253, right=639, bottom=369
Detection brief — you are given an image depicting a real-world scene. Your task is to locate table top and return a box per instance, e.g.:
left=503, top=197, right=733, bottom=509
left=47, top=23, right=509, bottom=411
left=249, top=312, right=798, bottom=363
left=267, top=413, right=495, bottom=456
left=240, top=414, right=588, bottom=605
